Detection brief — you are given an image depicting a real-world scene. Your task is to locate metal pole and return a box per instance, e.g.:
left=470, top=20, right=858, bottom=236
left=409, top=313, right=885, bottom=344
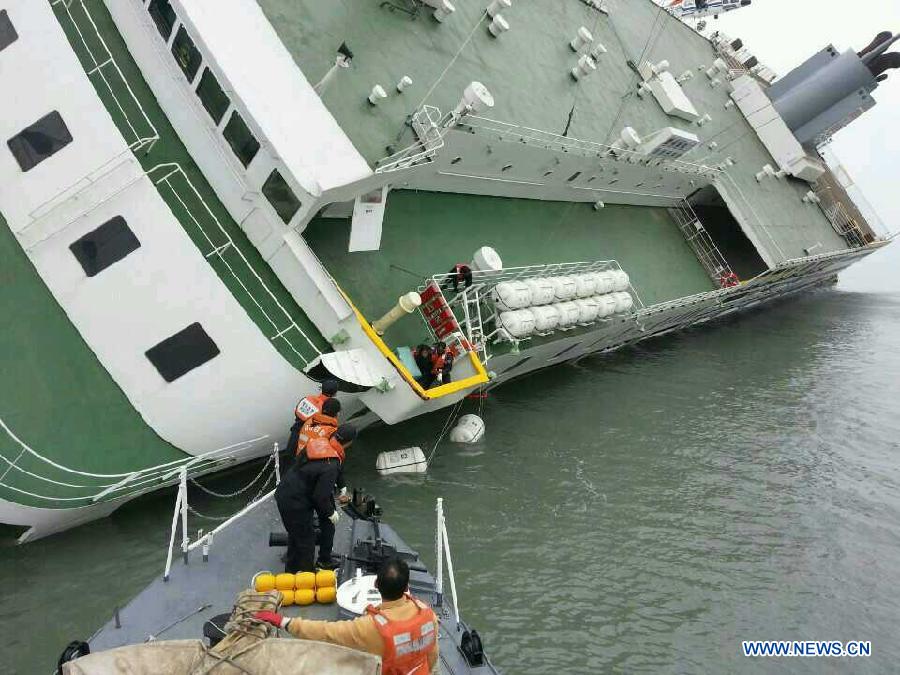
left=273, top=442, right=281, bottom=486
left=179, top=467, right=189, bottom=565
left=163, top=484, right=183, bottom=582
left=440, top=503, right=460, bottom=625
left=435, top=498, right=444, bottom=599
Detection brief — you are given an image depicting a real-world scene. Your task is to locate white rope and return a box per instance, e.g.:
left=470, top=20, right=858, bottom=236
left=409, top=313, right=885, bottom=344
left=426, top=399, right=465, bottom=464
left=414, top=11, right=488, bottom=111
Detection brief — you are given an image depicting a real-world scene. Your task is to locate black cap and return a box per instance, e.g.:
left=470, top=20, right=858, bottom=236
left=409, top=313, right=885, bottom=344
left=322, top=379, right=340, bottom=396
left=322, top=397, right=341, bottom=417
left=334, top=424, right=358, bottom=444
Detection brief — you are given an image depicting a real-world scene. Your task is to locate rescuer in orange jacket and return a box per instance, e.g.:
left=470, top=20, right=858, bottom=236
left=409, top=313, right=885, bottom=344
left=295, top=397, right=341, bottom=456
left=274, top=424, right=357, bottom=572
left=254, top=557, right=439, bottom=674
left=287, top=380, right=339, bottom=455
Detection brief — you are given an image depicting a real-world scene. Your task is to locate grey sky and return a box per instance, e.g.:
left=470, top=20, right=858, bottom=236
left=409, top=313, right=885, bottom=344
left=696, top=0, right=899, bottom=291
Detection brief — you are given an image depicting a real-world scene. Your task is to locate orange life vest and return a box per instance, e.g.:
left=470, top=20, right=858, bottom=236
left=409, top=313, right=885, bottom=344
left=296, top=413, right=338, bottom=456
left=305, top=436, right=346, bottom=463
left=366, top=594, right=437, bottom=675
left=295, top=393, right=328, bottom=422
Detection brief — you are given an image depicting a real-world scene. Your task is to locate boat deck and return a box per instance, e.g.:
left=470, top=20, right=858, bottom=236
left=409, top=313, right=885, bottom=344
left=305, top=191, right=715, bottom=351
left=259, top=0, right=846, bottom=262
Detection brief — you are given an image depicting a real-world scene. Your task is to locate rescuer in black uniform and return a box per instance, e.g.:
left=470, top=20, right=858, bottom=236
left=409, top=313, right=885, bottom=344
left=274, top=423, right=358, bottom=573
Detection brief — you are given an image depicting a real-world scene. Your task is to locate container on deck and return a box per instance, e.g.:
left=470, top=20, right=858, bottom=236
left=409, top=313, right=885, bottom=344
left=531, top=304, right=561, bottom=332
left=574, top=274, right=597, bottom=298
left=550, top=276, right=578, bottom=301
left=575, top=297, right=601, bottom=323
left=492, top=281, right=532, bottom=311
left=593, top=271, right=615, bottom=295
left=595, top=294, right=618, bottom=318
left=554, top=301, right=581, bottom=328
left=611, top=269, right=631, bottom=292
left=524, top=277, right=556, bottom=306
left=471, top=246, right=503, bottom=272
left=499, top=309, right=536, bottom=338
left=613, top=291, right=634, bottom=313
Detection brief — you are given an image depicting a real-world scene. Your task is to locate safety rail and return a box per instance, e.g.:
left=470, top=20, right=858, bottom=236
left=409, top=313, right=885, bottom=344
left=163, top=445, right=281, bottom=581
left=434, top=497, right=460, bottom=623
left=375, top=105, right=446, bottom=173
left=459, top=115, right=722, bottom=177
left=149, top=164, right=323, bottom=367
left=668, top=200, right=736, bottom=285
left=52, top=0, right=159, bottom=154
left=0, top=413, right=271, bottom=506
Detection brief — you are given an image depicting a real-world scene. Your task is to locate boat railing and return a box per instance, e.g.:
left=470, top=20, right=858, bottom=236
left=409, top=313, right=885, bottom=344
left=52, top=0, right=159, bottom=155
left=375, top=106, right=446, bottom=173
left=434, top=497, right=460, bottom=623
left=459, top=115, right=721, bottom=177
left=0, top=413, right=273, bottom=506
left=149, top=164, right=323, bottom=367
left=668, top=200, right=736, bottom=285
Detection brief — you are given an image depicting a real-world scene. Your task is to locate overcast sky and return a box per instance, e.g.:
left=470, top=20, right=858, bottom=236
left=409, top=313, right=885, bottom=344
left=698, top=0, right=899, bottom=291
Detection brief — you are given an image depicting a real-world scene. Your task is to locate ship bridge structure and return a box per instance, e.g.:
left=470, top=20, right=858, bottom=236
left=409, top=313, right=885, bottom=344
left=0, top=0, right=892, bottom=540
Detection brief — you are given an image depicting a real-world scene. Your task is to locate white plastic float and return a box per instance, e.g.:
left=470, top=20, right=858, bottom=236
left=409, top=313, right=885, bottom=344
left=574, top=274, right=596, bottom=298
left=499, top=309, right=536, bottom=338
left=531, top=304, right=561, bottom=332
left=449, top=414, right=485, bottom=443
left=554, top=301, right=581, bottom=328
left=524, top=277, right=556, bottom=305
left=575, top=297, right=601, bottom=323
left=611, top=269, right=630, bottom=292
left=551, top=276, right=578, bottom=301
left=492, top=280, right=532, bottom=311
left=375, top=447, right=428, bottom=475
left=613, top=291, right=634, bottom=313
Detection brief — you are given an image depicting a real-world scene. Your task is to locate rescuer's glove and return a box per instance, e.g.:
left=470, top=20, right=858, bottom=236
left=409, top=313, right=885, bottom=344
left=328, top=509, right=341, bottom=526
left=254, top=610, right=289, bottom=629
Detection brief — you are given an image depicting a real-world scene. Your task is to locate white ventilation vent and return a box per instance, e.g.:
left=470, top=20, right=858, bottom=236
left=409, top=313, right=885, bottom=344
left=637, top=127, right=700, bottom=160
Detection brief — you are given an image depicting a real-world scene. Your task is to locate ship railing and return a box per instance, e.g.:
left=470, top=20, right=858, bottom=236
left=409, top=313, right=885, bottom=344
left=459, top=115, right=721, bottom=177
left=149, top=163, right=323, bottom=366
left=52, top=0, right=159, bottom=155
left=375, top=105, right=446, bottom=174
left=0, top=413, right=275, bottom=506
left=434, top=497, right=461, bottom=624
left=667, top=200, right=736, bottom=285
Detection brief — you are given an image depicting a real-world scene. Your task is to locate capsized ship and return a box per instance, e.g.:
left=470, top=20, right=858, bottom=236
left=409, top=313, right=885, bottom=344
left=0, top=0, right=894, bottom=542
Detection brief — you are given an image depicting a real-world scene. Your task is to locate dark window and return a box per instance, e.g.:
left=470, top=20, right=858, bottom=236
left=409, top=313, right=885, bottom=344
left=223, top=111, right=260, bottom=167
left=145, top=323, right=220, bottom=383
left=262, top=169, right=301, bottom=223
left=0, top=10, right=18, bottom=52
left=69, top=216, right=140, bottom=277
left=148, top=0, right=177, bottom=41
left=7, top=111, right=73, bottom=172
left=171, top=25, right=202, bottom=82
left=196, top=67, right=230, bottom=124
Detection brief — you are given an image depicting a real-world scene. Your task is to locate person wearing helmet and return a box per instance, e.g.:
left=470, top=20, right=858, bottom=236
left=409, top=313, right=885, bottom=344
left=274, top=423, right=358, bottom=572
left=287, top=380, right=339, bottom=455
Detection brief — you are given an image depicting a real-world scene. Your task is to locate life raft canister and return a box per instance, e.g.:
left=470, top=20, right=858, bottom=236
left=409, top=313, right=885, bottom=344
left=305, top=436, right=346, bottom=463
left=295, top=393, right=328, bottom=422
left=366, top=594, right=437, bottom=675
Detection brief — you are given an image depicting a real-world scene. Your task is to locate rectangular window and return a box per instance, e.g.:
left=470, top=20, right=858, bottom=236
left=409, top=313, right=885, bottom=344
left=147, top=0, right=176, bottom=41
left=0, top=10, right=18, bottom=52
left=69, top=216, right=140, bottom=277
left=223, top=111, right=260, bottom=167
left=262, top=169, right=302, bottom=224
left=196, top=67, right=230, bottom=124
left=145, top=323, right=220, bottom=383
left=7, top=111, right=73, bottom=172
left=170, top=25, right=202, bottom=82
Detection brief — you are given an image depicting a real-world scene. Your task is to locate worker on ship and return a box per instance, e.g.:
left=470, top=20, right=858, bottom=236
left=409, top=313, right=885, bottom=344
left=429, top=341, right=454, bottom=387
left=442, top=263, right=473, bottom=293
left=411, top=343, right=433, bottom=387
left=274, top=423, right=357, bottom=573
left=295, top=397, right=341, bottom=456
left=287, top=379, right=339, bottom=455
left=254, top=557, right=439, bottom=674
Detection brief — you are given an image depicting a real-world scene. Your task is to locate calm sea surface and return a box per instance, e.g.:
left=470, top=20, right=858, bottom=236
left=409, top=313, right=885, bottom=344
left=2, top=251, right=899, bottom=674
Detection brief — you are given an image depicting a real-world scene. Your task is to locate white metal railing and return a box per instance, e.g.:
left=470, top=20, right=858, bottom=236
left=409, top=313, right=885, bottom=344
left=0, top=413, right=271, bottom=505
left=435, top=497, right=460, bottom=624
left=52, top=0, right=159, bottom=154
left=375, top=106, right=446, bottom=173
left=459, top=115, right=722, bottom=178
left=149, top=164, right=323, bottom=366
left=668, top=200, right=735, bottom=284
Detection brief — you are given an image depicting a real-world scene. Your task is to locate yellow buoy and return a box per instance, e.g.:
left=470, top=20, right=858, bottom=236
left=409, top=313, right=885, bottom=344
left=281, top=589, right=295, bottom=606
left=316, top=586, right=337, bottom=604
left=315, top=569, right=337, bottom=588
left=275, top=573, right=295, bottom=591
left=295, top=588, right=316, bottom=606
left=295, top=572, right=316, bottom=590
left=253, top=573, right=276, bottom=593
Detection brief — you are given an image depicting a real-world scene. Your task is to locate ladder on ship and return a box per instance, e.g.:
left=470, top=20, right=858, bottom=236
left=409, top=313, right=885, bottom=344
left=459, top=284, right=488, bottom=363
left=668, top=200, right=735, bottom=286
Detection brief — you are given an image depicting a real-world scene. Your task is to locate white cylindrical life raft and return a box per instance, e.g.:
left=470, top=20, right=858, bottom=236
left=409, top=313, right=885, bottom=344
left=595, top=294, right=618, bottom=318
left=611, top=269, right=630, bottom=292
left=492, top=281, right=532, bottom=311
left=449, top=414, right=485, bottom=443
left=554, top=301, right=581, bottom=328
left=551, top=276, right=578, bottom=301
left=593, top=271, right=615, bottom=295
left=573, top=274, right=596, bottom=298
left=470, top=246, right=503, bottom=272
left=613, top=291, right=634, bottom=313
left=574, top=297, right=601, bottom=323
left=524, top=277, right=556, bottom=306
left=375, top=447, right=428, bottom=475
left=498, top=309, right=536, bottom=338
left=531, top=304, right=561, bottom=332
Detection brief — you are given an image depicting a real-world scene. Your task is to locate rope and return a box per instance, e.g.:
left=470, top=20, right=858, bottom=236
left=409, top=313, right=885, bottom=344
left=426, top=399, right=465, bottom=464
left=190, top=456, right=273, bottom=498
left=413, top=11, right=488, bottom=110
left=186, top=472, right=274, bottom=522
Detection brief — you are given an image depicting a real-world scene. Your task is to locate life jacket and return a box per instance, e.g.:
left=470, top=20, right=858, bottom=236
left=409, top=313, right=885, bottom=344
left=295, top=393, right=329, bottom=422
left=296, top=413, right=338, bottom=455
left=366, top=594, right=437, bottom=675
left=430, top=351, right=447, bottom=375
left=305, top=436, right=346, bottom=463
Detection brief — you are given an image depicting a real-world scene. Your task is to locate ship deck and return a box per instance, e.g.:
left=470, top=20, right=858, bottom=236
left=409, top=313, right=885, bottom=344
left=304, top=191, right=715, bottom=351
left=260, top=0, right=846, bottom=262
